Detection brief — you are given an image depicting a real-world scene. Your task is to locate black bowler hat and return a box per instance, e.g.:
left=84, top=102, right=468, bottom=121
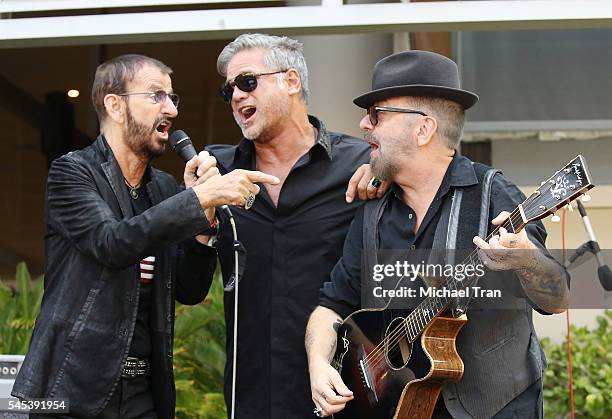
left=353, top=50, right=478, bottom=110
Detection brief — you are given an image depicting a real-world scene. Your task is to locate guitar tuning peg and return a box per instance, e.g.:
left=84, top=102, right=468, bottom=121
left=551, top=214, right=561, bottom=223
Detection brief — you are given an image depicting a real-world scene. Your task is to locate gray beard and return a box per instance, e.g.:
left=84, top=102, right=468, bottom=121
left=371, top=154, right=399, bottom=182
left=124, top=109, right=164, bottom=160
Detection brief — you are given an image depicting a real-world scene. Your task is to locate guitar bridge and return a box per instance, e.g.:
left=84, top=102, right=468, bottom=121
left=358, top=345, right=378, bottom=406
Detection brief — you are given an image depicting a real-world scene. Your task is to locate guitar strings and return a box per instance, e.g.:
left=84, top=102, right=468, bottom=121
left=361, top=184, right=568, bottom=370
left=364, top=208, right=528, bottom=370
left=363, top=201, right=531, bottom=367
left=363, top=208, right=527, bottom=369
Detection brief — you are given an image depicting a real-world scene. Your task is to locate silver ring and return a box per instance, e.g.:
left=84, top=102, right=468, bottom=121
left=244, top=192, right=256, bottom=210
left=369, top=176, right=382, bottom=189
left=313, top=407, right=324, bottom=417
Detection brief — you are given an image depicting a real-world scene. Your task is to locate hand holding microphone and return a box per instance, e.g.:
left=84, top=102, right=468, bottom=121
left=184, top=150, right=219, bottom=188
left=170, top=130, right=279, bottom=211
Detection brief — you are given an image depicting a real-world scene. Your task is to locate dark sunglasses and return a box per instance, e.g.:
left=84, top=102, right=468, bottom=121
left=367, top=106, right=427, bottom=126
left=117, top=90, right=180, bottom=107
left=220, top=70, right=287, bottom=104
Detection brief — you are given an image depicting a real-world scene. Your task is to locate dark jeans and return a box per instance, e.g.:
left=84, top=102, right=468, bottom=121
left=29, top=376, right=157, bottom=419
left=433, top=379, right=543, bottom=419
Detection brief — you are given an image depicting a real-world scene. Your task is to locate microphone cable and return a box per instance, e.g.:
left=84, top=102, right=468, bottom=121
left=219, top=205, right=240, bottom=419
left=561, top=208, right=575, bottom=419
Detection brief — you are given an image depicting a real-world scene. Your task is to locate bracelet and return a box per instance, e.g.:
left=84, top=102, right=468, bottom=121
left=200, top=216, right=218, bottom=236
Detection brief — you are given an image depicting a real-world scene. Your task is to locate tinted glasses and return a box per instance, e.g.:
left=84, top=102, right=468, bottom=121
left=220, top=70, right=287, bottom=104
left=117, top=90, right=180, bottom=107
left=367, top=106, right=427, bottom=126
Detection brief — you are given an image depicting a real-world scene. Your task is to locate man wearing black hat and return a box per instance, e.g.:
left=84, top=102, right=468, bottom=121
left=305, top=50, right=569, bottom=418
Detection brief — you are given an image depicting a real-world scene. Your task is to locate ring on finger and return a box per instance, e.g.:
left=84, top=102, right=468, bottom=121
left=369, top=176, right=382, bottom=189
left=244, top=192, right=256, bottom=210
left=313, top=406, right=324, bottom=417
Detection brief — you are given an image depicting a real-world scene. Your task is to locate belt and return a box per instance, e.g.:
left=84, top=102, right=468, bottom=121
left=121, top=357, right=149, bottom=378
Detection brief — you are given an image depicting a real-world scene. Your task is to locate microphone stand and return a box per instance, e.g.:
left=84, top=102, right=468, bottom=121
left=565, top=200, right=612, bottom=291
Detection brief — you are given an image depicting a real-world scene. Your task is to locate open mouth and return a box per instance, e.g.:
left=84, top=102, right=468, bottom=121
left=368, top=140, right=380, bottom=151
left=238, top=105, right=257, bottom=123
left=155, top=120, right=172, bottom=137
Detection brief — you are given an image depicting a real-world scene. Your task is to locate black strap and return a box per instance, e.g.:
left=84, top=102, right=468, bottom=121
left=362, top=193, right=391, bottom=307
left=452, top=167, right=499, bottom=315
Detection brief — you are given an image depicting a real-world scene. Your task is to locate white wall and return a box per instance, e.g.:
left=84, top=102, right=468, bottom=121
left=297, top=33, right=393, bottom=138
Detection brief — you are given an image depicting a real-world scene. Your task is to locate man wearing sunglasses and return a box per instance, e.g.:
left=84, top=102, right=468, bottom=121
left=12, top=54, right=278, bottom=419
left=306, top=51, right=568, bottom=418
left=200, top=33, right=386, bottom=419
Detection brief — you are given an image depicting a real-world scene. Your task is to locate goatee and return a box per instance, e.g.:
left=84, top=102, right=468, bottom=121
left=124, top=109, right=165, bottom=159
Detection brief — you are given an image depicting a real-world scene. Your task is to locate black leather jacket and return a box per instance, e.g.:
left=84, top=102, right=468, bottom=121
left=12, top=135, right=217, bottom=418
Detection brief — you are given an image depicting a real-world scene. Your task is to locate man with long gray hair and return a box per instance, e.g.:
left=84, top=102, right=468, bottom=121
left=204, top=33, right=378, bottom=418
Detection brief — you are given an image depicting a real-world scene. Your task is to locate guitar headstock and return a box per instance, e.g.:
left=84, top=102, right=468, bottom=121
left=522, top=155, right=594, bottom=223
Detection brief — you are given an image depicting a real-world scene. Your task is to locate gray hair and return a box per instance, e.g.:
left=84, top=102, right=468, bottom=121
left=405, top=96, right=465, bottom=149
left=217, top=33, right=310, bottom=103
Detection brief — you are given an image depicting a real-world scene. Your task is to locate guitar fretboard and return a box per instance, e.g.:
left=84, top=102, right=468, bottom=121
left=402, top=206, right=526, bottom=342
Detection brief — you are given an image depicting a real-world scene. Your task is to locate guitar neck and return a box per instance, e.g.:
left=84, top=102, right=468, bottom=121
left=401, top=204, right=527, bottom=342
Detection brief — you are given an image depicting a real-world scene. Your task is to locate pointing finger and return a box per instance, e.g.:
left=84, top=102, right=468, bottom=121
left=244, top=170, right=280, bottom=185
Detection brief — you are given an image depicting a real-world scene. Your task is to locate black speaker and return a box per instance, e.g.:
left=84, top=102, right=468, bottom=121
left=41, top=91, right=75, bottom=167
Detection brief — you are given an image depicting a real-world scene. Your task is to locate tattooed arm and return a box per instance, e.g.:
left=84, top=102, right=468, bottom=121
left=306, top=306, right=354, bottom=416
left=514, top=248, right=569, bottom=314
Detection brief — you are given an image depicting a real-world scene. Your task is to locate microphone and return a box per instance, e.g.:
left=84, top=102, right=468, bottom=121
left=169, top=130, right=197, bottom=162
left=575, top=200, right=612, bottom=291
left=169, top=130, right=229, bottom=213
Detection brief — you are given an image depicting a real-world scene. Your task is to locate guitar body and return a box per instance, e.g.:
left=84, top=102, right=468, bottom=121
left=332, top=308, right=467, bottom=419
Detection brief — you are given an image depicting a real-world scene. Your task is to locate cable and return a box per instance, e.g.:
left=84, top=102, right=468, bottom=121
left=220, top=205, right=240, bottom=419
left=561, top=208, right=575, bottom=419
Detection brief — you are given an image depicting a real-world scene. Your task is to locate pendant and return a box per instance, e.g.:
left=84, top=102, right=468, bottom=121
left=129, top=188, right=139, bottom=200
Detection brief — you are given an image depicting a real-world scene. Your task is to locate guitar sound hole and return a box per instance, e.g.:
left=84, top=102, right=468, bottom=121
left=384, top=317, right=412, bottom=370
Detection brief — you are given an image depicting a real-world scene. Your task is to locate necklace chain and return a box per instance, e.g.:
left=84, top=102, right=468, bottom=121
left=124, top=177, right=141, bottom=200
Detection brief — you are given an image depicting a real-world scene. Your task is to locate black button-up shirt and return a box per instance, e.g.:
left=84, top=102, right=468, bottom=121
left=207, top=116, right=370, bottom=419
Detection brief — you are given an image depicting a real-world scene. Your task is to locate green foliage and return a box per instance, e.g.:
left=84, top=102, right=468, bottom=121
left=174, top=272, right=227, bottom=419
left=0, top=262, right=228, bottom=417
left=541, top=310, right=612, bottom=418
left=0, top=262, right=44, bottom=354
